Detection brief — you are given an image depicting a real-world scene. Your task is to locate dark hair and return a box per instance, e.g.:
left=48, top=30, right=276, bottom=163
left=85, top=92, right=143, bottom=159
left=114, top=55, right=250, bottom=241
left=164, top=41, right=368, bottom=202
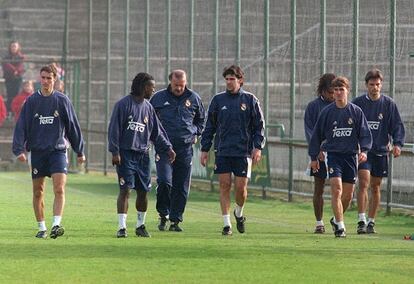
left=317, top=73, right=336, bottom=96
left=40, top=64, right=57, bottom=78
left=331, top=76, right=350, bottom=90
left=222, top=65, right=245, bottom=87
left=365, top=68, right=383, bottom=83
left=131, top=72, right=154, bottom=96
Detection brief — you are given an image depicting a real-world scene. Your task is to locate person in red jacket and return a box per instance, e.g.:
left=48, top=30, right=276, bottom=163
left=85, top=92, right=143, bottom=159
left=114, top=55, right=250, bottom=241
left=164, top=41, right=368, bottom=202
left=2, top=41, right=25, bottom=112
left=0, top=95, right=7, bottom=126
left=11, top=80, right=34, bottom=122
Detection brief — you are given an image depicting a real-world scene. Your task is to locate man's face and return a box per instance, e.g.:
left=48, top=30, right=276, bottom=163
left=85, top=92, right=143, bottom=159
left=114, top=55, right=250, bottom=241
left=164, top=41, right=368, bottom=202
left=322, top=88, right=334, bottom=102
left=170, top=77, right=186, bottom=96
left=333, top=86, right=348, bottom=102
left=143, top=80, right=156, bottom=99
left=225, top=74, right=242, bottom=94
left=366, top=78, right=382, bottom=98
left=40, top=71, right=56, bottom=91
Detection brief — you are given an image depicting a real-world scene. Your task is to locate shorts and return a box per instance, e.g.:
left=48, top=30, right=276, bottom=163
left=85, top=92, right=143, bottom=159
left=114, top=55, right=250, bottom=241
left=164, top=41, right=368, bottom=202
left=117, top=149, right=151, bottom=192
left=214, top=156, right=252, bottom=178
left=358, top=152, right=388, bottom=177
left=326, top=152, right=357, bottom=184
left=30, top=150, right=68, bottom=179
left=310, top=159, right=328, bottom=179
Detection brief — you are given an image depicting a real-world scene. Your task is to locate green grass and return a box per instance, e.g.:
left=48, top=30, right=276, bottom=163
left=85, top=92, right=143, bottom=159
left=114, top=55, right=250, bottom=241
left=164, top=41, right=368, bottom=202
left=0, top=172, right=413, bottom=284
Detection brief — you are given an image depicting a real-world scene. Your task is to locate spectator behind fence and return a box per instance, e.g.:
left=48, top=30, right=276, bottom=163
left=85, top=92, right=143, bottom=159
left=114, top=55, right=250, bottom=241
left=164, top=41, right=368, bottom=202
left=0, top=94, right=7, bottom=127
left=54, top=79, right=65, bottom=93
left=1, top=41, right=25, bottom=112
left=11, top=80, right=34, bottom=122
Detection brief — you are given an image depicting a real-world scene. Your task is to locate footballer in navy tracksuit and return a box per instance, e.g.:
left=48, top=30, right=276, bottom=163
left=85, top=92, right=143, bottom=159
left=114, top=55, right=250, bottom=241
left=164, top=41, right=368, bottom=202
left=304, top=94, right=334, bottom=179
left=108, top=72, right=175, bottom=238
left=13, top=64, right=85, bottom=239
left=200, top=65, right=265, bottom=235
left=351, top=68, right=405, bottom=234
left=352, top=94, right=405, bottom=175
left=150, top=70, right=206, bottom=231
left=308, top=76, right=372, bottom=237
left=303, top=72, right=336, bottom=234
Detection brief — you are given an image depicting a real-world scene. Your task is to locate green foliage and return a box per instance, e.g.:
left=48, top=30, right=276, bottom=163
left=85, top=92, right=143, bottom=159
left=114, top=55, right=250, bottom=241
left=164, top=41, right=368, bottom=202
left=0, top=172, right=413, bottom=284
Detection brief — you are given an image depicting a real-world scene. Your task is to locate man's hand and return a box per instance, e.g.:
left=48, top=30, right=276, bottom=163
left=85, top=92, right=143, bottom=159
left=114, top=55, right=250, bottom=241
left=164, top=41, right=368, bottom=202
left=77, top=155, right=86, bottom=164
left=251, top=148, right=262, bottom=165
left=200, top=151, right=208, bottom=167
left=310, top=160, right=319, bottom=173
left=112, top=154, right=121, bottom=166
left=317, top=151, right=326, bottom=161
left=167, top=149, right=176, bottom=163
left=358, top=152, right=367, bottom=163
left=16, top=153, right=27, bottom=162
left=392, top=145, right=401, bottom=158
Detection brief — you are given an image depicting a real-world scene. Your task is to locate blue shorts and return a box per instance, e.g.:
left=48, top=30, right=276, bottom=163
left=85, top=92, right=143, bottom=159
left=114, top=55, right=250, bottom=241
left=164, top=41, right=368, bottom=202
left=214, top=156, right=252, bottom=178
left=117, top=149, right=151, bottom=192
left=310, top=159, right=328, bottom=179
left=30, top=150, right=68, bottom=179
left=326, top=152, right=357, bottom=184
left=358, top=152, right=388, bottom=177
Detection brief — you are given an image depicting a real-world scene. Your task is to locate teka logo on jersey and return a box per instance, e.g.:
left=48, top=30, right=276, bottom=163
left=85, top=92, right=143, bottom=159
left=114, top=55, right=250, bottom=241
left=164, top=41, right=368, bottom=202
left=39, top=115, right=54, bottom=125
left=127, top=119, right=146, bottom=132
left=368, top=121, right=380, bottom=130
left=332, top=126, right=352, bottom=138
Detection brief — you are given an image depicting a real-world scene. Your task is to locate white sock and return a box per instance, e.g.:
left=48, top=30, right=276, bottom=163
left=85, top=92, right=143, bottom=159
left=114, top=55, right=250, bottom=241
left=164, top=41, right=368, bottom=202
left=368, top=218, right=375, bottom=224
left=358, top=213, right=366, bottom=223
left=316, top=220, right=324, bottom=226
left=137, top=211, right=146, bottom=227
left=337, top=221, right=345, bottom=230
left=223, top=214, right=231, bottom=227
left=38, top=221, right=47, bottom=231
left=333, top=216, right=337, bottom=224
left=234, top=204, right=244, bottom=218
left=52, top=216, right=62, bottom=227
left=118, top=213, right=127, bottom=229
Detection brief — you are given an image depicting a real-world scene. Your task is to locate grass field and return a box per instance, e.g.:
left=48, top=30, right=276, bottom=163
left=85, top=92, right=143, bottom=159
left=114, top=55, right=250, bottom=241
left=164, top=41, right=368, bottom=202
left=0, top=172, right=413, bottom=284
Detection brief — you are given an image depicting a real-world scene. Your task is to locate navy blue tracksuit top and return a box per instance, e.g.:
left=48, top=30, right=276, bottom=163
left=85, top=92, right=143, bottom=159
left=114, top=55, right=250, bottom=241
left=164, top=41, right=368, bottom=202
left=304, top=96, right=332, bottom=144
left=13, top=90, right=84, bottom=156
left=200, top=88, right=266, bottom=157
left=352, top=94, right=405, bottom=155
left=308, top=102, right=372, bottom=161
left=108, top=95, right=172, bottom=155
left=149, top=86, right=206, bottom=146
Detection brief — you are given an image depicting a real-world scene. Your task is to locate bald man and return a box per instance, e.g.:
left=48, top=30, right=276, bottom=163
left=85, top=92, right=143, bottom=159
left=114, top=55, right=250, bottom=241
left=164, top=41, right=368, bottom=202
left=150, top=70, right=206, bottom=232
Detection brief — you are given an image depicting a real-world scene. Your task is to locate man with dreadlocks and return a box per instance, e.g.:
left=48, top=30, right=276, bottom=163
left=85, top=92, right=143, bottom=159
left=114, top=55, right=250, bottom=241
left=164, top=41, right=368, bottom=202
left=108, top=72, right=176, bottom=238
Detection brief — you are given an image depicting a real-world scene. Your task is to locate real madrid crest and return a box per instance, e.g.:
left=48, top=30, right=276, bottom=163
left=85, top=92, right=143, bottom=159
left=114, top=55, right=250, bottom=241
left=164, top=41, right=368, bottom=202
left=240, top=103, right=247, bottom=111
left=185, top=99, right=191, bottom=107
left=144, top=116, right=148, bottom=124
left=347, top=118, right=353, bottom=125
left=378, top=113, right=383, bottom=120
left=54, top=110, right=59, bottom=117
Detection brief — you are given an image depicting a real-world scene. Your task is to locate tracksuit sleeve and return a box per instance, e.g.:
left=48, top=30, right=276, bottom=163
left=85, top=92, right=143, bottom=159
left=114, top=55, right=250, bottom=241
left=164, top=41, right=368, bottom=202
left=150, top=111, right=172, bottom=154
left=108, top=103, right=122, bottom=155
left=390, top=103, right=405, bottom=147
left=194, top=98, right=206, bottom=136
left=12, top=100, right=28, bottom=156
left=64, top=99, right=84, bottom=156
left=308, top=114, right=324, bottom=161
left=252, top=98, right=266, bottom=150
left=357, top=111, right=372, bottom=153
left=304, top=104, right=314, bottom=144
left=200, top=98, right=217, bottom=152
